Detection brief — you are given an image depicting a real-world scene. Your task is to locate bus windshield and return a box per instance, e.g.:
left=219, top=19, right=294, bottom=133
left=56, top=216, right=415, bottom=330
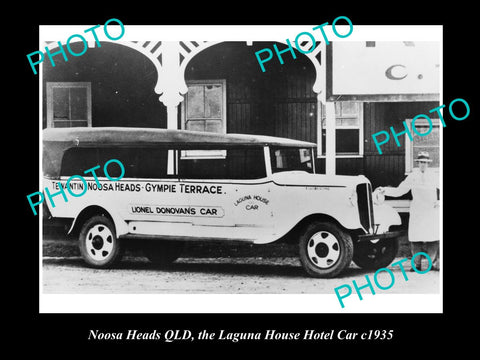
left=270, top=147, right=314, bottom=174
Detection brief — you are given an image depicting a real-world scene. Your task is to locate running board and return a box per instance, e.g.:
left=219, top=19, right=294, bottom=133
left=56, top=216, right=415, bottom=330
left=119, top=233, right=255, bottom=244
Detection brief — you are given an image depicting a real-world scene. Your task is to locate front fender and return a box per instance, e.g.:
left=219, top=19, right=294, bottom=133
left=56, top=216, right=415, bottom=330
left=373, top=203, right=402, bottom=233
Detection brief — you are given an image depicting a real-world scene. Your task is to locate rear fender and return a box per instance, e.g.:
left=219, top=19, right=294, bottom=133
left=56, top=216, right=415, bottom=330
left=68, top=205, right=128, bottom=237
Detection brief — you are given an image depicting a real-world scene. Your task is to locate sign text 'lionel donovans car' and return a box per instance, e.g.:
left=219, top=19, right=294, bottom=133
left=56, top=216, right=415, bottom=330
left=42, top=127, right=403, bottom=278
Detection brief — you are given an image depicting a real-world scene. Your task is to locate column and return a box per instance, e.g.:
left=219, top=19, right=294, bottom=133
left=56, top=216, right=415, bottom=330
left=159, top=42, right=184, bottom=175
left=166, top=105, right=178, bottom=131
left=166, top=105, right=178, bottom=175
left=325, top=101, right=336, bottom=175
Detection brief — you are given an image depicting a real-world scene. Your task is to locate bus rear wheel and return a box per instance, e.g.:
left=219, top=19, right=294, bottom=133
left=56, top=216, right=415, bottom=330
left=78, top=215, right=124, bottom=268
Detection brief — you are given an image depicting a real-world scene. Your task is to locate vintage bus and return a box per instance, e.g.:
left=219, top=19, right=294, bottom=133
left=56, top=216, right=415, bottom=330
left=42, top=127, right=402, bottom=278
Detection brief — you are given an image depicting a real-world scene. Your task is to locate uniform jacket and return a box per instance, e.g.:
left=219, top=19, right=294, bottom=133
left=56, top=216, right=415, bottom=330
left=384, top=168, right=439, bottom=242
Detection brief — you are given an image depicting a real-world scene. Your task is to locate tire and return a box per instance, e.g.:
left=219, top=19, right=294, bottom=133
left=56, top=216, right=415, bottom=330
left=78, top=215, right=124, bottom=268
left=143, top=241, right=184, bottom=266
left=352, top=238, right=399, bottom=270
left=298, top=221, right=353, bottom=278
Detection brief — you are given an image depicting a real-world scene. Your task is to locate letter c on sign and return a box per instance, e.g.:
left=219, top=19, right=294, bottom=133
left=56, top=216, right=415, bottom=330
left=385, top=64, right=407, bottom=80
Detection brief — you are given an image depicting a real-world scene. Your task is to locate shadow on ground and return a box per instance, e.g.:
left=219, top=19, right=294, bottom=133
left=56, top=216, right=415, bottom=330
left=43, top=255, right=376, bottom=279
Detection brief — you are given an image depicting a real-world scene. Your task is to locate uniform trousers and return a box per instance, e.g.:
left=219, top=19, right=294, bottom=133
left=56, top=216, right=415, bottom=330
left=410, top=241, right=439, bottom=270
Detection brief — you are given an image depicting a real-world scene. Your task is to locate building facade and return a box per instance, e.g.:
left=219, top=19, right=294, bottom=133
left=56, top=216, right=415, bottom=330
left=41, top=39, right=441, bottom=238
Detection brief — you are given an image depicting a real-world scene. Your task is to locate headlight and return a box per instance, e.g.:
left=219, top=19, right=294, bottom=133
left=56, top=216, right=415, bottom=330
left=372, top=188, right=385, bottom=205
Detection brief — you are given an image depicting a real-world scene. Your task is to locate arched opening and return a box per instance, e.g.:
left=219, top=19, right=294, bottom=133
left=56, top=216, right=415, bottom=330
left=42, top=41, right=167, bottom=129
left=183, top=41, right=320, bottom=143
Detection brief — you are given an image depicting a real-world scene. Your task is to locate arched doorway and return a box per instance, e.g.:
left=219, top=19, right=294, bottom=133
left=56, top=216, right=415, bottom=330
left=183, top=41, right=320, bottom=143
left=42, top=41, right=167, bottom=129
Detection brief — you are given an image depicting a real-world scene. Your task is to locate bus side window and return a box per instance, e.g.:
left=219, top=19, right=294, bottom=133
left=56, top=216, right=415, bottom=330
left=177, top=147, right=266, bottom=180
left=227, top=148, right=266, bottom=179
left=178, top=157, right=227, bottom=179
left=97, top=148, right=138, bottom=178
left=136, top=148, right=169, bottom=179
left=61, top=147, right=170, bottom=179
left=61, top=148, right=99, bottom=176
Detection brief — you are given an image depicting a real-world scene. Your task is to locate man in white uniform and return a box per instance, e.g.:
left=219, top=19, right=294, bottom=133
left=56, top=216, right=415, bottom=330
left=378, top=152, right=440, bottom=271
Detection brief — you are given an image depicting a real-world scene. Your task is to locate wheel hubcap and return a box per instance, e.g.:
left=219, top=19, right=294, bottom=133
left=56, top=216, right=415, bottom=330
left=307, top=231, right=340, bottom=269
left=85, top=225, right=114, bottom=261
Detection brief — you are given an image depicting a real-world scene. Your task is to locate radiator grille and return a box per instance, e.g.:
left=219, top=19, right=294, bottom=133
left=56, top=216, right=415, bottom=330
left=356, top=183, right=374, bottom=233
